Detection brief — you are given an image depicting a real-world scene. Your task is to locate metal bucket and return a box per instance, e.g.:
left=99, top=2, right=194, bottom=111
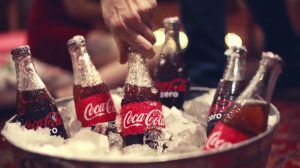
left=3, top=88, right=280, bottom=168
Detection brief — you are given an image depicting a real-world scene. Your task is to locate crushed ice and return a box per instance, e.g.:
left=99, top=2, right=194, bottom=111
left=1, top=89, right=215, bottom=161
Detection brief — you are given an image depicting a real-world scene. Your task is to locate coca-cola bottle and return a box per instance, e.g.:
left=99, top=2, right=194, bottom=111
left=205, top=52, right=282, bottom=150
left=12, top=45, right=68, bottom=138
left=121, top=47, right=165, bottom=149
left=67, top=35, right=117, bottom=135
left=154, top=17, right=188, bottom=109
left=206, top=46, right=247, bottom=135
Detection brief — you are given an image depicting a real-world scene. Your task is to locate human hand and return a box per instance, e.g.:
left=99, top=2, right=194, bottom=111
left=101, top=0, right=157, bottom=63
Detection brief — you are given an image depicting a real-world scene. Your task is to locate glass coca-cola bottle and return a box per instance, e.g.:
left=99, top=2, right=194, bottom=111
left=67, top=35, right=117, bottom=135
left=12, top=45, right=68, bottom=138
left=121, top=47, right=165, bottom=149
left=206, top=46, right=247, bottom=135
left=154, top=17, right=188, bottom=109
left=205, top=52, right=282, bottom=150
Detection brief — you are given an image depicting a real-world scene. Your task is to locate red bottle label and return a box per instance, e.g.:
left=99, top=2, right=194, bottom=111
left=121, top=101, right=165, bottom=136
left=204, top=122, right=249, bottom=150
left=210, top=99, right=234, bottom=114
left=156, top=78, right=187, bottom=93
left=23, top=111, right=65, bottom=136
left=24, top=111, right=63, bottom=129
left=75, top=93, right=116, bottom=127
left=208, top=99, right=234, bottom=122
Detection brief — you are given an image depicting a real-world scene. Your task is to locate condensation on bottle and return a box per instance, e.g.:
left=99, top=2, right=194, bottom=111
left=207, top=46, right=247, bottom=135
left=154, top=17, right=188, bottom=110
left=121, top=47, right=166, bottom=150
left=205, top=52, right=282, bottom=150
left=12, top=45, right=68, bottom=139
left=67, top=35, right=117, bottom=136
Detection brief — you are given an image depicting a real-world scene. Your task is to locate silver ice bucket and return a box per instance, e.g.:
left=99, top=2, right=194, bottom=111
left=3, top=88, right=280, bottom=168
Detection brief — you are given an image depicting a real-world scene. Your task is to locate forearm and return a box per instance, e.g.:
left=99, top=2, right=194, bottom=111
left=286, top=0, right=300, bottom=35
left=98, top=61, right=128, bottom=88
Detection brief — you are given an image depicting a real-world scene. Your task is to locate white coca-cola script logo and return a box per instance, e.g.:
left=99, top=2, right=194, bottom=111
left=123, top=109, right=165, bottom=129
left=84, top=98, right=115, bottom=121
left=205, top=131, right=232, bottom=150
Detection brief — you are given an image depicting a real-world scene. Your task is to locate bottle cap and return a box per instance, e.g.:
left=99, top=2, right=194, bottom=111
left=225, top=45, right=247, bottom=57
left=67, top=35, right=85, bottom=47
left=261, top=52, right=283, bottom=73
left=163, top=16, right=180, bottom=25
left=262, top=52, right=282, bottom=62
left=11, top=45, right=31, bottom=60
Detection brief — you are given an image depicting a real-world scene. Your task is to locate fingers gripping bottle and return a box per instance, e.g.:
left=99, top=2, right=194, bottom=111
left=207, top=46, right=247, bottom=135
left=68, top=35, right=117, bottom=135
left=154, top=17, right=188, bottom=109
left=121, top=47, right=166, bottom=149
left=205, top=52, right=282, bottom=150
left=12, top=45, right=68, bottom=138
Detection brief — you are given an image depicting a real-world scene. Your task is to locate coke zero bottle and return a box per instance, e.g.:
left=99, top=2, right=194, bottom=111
left=67, top=35, right=117, bottom=135
left=12, top=45, right=68, bottom=138
left=206, top=46, right=247, bottom=135
left=205, top=52, right=282, bottom=150
left=154, top=17, right=188, bottom=109
left=121, top=47, right=165, bottom=149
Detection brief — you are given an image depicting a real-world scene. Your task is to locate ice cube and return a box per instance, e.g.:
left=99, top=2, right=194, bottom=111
left=111, top=94, right=122, bottom=114
left=58, top=101, right=77, bottom=121
left=166, top=125, right=207, bottom=153
left=163, top=104, right=207, bottom=154
left=114, top=113, right=122, bottom=132
left=66, top=119, right=82, bottom=137
left=183, top=92, right=214, bottom=128
left=108, top=132, right=123, bottom=147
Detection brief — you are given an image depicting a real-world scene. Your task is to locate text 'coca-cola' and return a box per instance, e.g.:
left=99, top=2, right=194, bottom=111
left=75, top=93, right=116, bottom=127
left=121, top=101, right=165, bottom=136
left=156, top=78, right=187, bottom=92
left=204, top=122, right=249, bottom=150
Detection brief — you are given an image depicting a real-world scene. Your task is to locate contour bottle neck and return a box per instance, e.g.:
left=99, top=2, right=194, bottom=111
left=237, top=55, right=282, bottom=104
left=69, top=44, right=102, bottom=87
left=223, top=47, right=247, bottom=81
left=162, top=23, right=181, bottom=54
left=14, top=55, right=45, bottom=91
left=126, top=50, right=153, bottom=87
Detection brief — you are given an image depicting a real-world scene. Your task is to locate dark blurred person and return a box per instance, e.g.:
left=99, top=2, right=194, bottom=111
left=247, top=0, right=300, bottom=91
left=28, top=0, right=117, bottom=71
left=180, top=0, right=226, bottom=87
left=180, top=0, right=300, bottom=89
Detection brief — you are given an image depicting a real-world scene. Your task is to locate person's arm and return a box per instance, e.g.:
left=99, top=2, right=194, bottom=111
left=63, top=0, right=101, bottom=24
left=286, top=0, right=300, bottom=35
left=98, top=61, right=128, bottom=88
left=101, top=0, right=157, bottom=63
